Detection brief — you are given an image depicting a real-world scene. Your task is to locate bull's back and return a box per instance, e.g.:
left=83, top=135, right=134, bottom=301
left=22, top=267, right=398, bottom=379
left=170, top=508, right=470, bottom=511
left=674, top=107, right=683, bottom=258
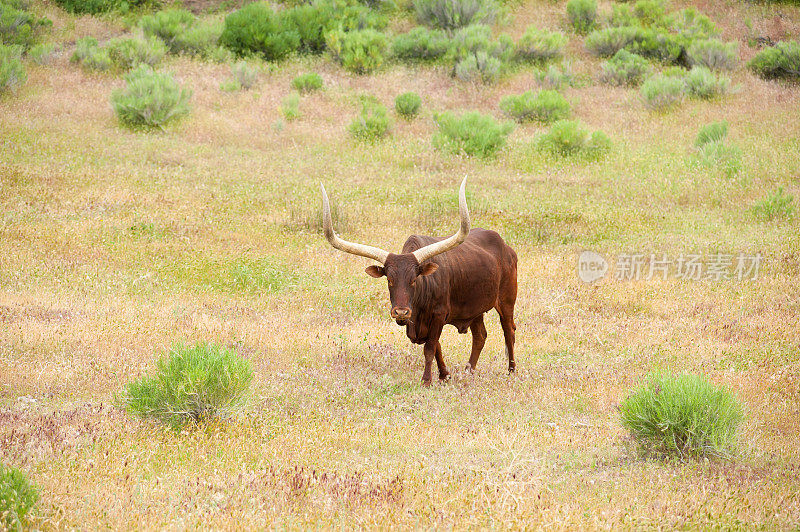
left=404, top=229, right=515, bottom=320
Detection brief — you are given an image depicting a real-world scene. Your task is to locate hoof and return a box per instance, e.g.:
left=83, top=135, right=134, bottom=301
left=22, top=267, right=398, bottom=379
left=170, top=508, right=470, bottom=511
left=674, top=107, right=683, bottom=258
left=465, top=364, right=475, bottom=374
left=421, top=379, right=432, bottom=387
left=439, top=372, right=451, bottom=382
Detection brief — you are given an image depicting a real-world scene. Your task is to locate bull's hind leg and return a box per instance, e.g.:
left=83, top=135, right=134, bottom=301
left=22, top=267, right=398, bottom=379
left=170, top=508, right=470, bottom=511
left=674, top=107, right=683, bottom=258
left=496, top=303, right=516, bottom=373
left=467, top=314, right=487, bottom=371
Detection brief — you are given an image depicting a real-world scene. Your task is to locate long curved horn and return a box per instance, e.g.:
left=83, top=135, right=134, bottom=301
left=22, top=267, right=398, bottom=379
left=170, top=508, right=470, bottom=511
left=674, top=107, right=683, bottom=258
left=321, top=184, right=389, bottom=264
left=413, top=177, right=471, bottom=264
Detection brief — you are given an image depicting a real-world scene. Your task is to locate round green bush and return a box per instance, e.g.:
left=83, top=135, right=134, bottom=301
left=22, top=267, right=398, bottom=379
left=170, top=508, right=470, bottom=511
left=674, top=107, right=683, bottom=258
left=392, top=27, right=450, bottom=62
left=537, top=119, right=610, bottom=159
left=748, top=40, right=800, bottom=81
left=292, top=72, right=323, bottom=93
left=111, top=66, right=191, bottom=130
left=619, top=372, right=744, bottom=459
left=395, top=91, right=421, bottom=119
left=349, top=100, right=391, bottom=142
left=640, top=73, right=685, bottom=111
left=566, top=0, right=597, bottom=35
left=0, top=463, right=38, bottom=530
left=515, top=27, right=567, bottom=63
left=600, top=49, right=650, bottom=87
left=219, top=2, right=300, bottom=61
left=53, top=0, right=149, bottom=15
left=123, top=342, right=253, bottom=428
left=326, top=28, right=388, bottom=74
left=433, top=111, right=514, bottom=159
left=499, top=89, right=570, bottom=124
left=414, top=0, right=498, bottom=31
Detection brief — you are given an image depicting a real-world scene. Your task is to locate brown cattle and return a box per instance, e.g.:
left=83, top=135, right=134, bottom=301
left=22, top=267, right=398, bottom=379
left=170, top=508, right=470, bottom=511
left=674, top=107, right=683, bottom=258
left=321, top=178, right=518, bottom=385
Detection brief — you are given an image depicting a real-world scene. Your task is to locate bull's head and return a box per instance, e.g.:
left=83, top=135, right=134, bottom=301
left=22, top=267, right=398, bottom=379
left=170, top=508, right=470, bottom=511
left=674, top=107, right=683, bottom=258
left=321, top=178, right=471, bottom=325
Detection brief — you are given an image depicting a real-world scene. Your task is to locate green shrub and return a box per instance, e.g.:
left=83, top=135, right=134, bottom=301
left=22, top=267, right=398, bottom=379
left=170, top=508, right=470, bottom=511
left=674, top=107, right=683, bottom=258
left=281, top=92, right=300, bottom=120
left=692, top=122, right=741, bottom=177
left=229, top=60, right=258, bottom=90
left=566, top=0, right=596, bottom=35
left=106, top=35, right=166, bottom=70
left=392, top=26, right=450, bottom=62
left=433, top=110, right=513, bottom=158
left=585, top=26, right=641, bottom=58
left=694, top=121, right=728, bottom=147
left=640, top=73, right=685, bottom=111
left=219, top=2, right=300, bottom=61
left=349, top=99, right=391, bottom=141
left=326, top=28, right=388, bottom=74
left=751, top=187, right=795, bottom=221
left=29, top=42, right=56, bottom=64
left=671, top=7, right=718, bottom=42
left=284, top=3, right=332, bottom=54
left=684, top=65, right=730, bottom=99
left=172, top=22, right=222, bottom=58
left=619, top=372, right=744, bottom=459
left=414, top=0, right=498, bottom=31
left=515, top=27, right=567, bottom=63
left=0, top=43, right=25, bottom=94
left=71, top=36, right=112, bottom=71
left=53, top=0, right=149, bottom=15
left=631, top=0, right=670, bottom=28
left=0, top=1, right=51, bottom=49
left=111, top=66, right=191, bottom=130
left=748, top=40, right=800, bottom=80
left=0, top=464, right=38, bottom=530
left=123, top=342, right=253, bottom=429
left=500, top=89, right=570, bottom=123
left=292, top=72, right=323, bottom=92
left=140, top=8, right=195, bottom=51
left=585, top=25, right=681, bottom=63
left=600, top=49, right=650, bottom=86
left=395, top=91, right=421, bottom=118
left=537, top=119, right=610, bottom=159
left=609, top=4, right=635, bottom=28
left=449, top=24, right=512, bottom=83
left=535, top=63, right=574, bottom=90
left=687, top=38, right=737, bottom=71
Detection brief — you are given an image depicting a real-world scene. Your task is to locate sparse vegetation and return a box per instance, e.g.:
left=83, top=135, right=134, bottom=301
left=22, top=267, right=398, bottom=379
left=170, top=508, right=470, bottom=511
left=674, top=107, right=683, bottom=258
left=619, top=372, right=744, bottom=459
left=29, top=42, right=56, bottom=64
left=692, top=121, right=742, bottom=178
left=111, top=66, right=191, bottom=130
left=123, top=342, right=253, bottom=429
left=600, top=49, right=650, bottom=86
left=515, top=27, right=567, bottom=63
left=566, top=0, right=597, bottom=35
left=499, top=89, right=570, bottom=123
left=228, top=60, right=258, bottom=90
left=349, top=99, right=391, bottom=141
left=395, top=91, right=421, bottom=119
left=292, top=72, right=323, bottom=93
left=433, top=110, right=513, bottom=158
left=751, top=187, right=795, bottom=220
left=748, top=40, right=800, bottom=80
left=281, top=91, right=300, bottom=120
left=535, top=63, right=574, bottom=89
left=537, top=119, right=611, bottom=159
left=0, top=43, right=25, bottom=94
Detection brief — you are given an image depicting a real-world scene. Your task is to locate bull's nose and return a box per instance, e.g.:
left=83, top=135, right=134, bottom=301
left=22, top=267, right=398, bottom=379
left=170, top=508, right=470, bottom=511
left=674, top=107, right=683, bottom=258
left=391, top=307, right=411, bottom=319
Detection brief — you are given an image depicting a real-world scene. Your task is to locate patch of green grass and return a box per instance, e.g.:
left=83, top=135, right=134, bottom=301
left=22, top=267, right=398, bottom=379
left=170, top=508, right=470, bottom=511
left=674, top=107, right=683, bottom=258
left=751, top=187, right=795, bottom=221
left=123, top=342, right=254, bottom=429
left=0, top=464, right=38, bottom=530
left=292, top=72, right=323, bottom=93
left=619, top=372, right=744, bottom=459
left=432, top=110, right=514, bottom=159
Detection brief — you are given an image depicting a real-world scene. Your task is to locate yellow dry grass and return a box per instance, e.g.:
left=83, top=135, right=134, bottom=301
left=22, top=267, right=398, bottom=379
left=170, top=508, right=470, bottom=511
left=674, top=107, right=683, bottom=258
left=1, top=0, right=800, bottom=528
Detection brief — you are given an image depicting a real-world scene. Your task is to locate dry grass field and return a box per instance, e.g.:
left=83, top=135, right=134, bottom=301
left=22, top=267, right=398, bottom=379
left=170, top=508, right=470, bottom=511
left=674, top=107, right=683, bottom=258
left=2, top=0, right=800, bottom=528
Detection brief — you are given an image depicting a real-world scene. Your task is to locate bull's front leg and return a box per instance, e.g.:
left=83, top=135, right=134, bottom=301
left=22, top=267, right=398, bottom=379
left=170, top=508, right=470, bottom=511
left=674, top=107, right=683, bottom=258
left=421, top=322, right=445, bottom=386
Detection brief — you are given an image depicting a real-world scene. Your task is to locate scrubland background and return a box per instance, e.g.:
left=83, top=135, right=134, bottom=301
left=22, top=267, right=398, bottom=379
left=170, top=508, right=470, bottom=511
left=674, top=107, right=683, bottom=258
left=1, top=0, right=800, bottom=528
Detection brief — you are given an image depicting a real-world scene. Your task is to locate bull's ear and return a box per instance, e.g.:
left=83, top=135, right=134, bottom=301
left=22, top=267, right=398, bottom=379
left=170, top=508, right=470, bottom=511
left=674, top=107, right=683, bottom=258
left=418, top=263, right=439, bottom=277
left=365, top=265, right=385, bottom=278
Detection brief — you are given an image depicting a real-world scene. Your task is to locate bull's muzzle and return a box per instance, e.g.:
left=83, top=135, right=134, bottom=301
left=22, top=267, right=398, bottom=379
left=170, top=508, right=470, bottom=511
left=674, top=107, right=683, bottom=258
left=391, top=307, right=411, bottom=323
